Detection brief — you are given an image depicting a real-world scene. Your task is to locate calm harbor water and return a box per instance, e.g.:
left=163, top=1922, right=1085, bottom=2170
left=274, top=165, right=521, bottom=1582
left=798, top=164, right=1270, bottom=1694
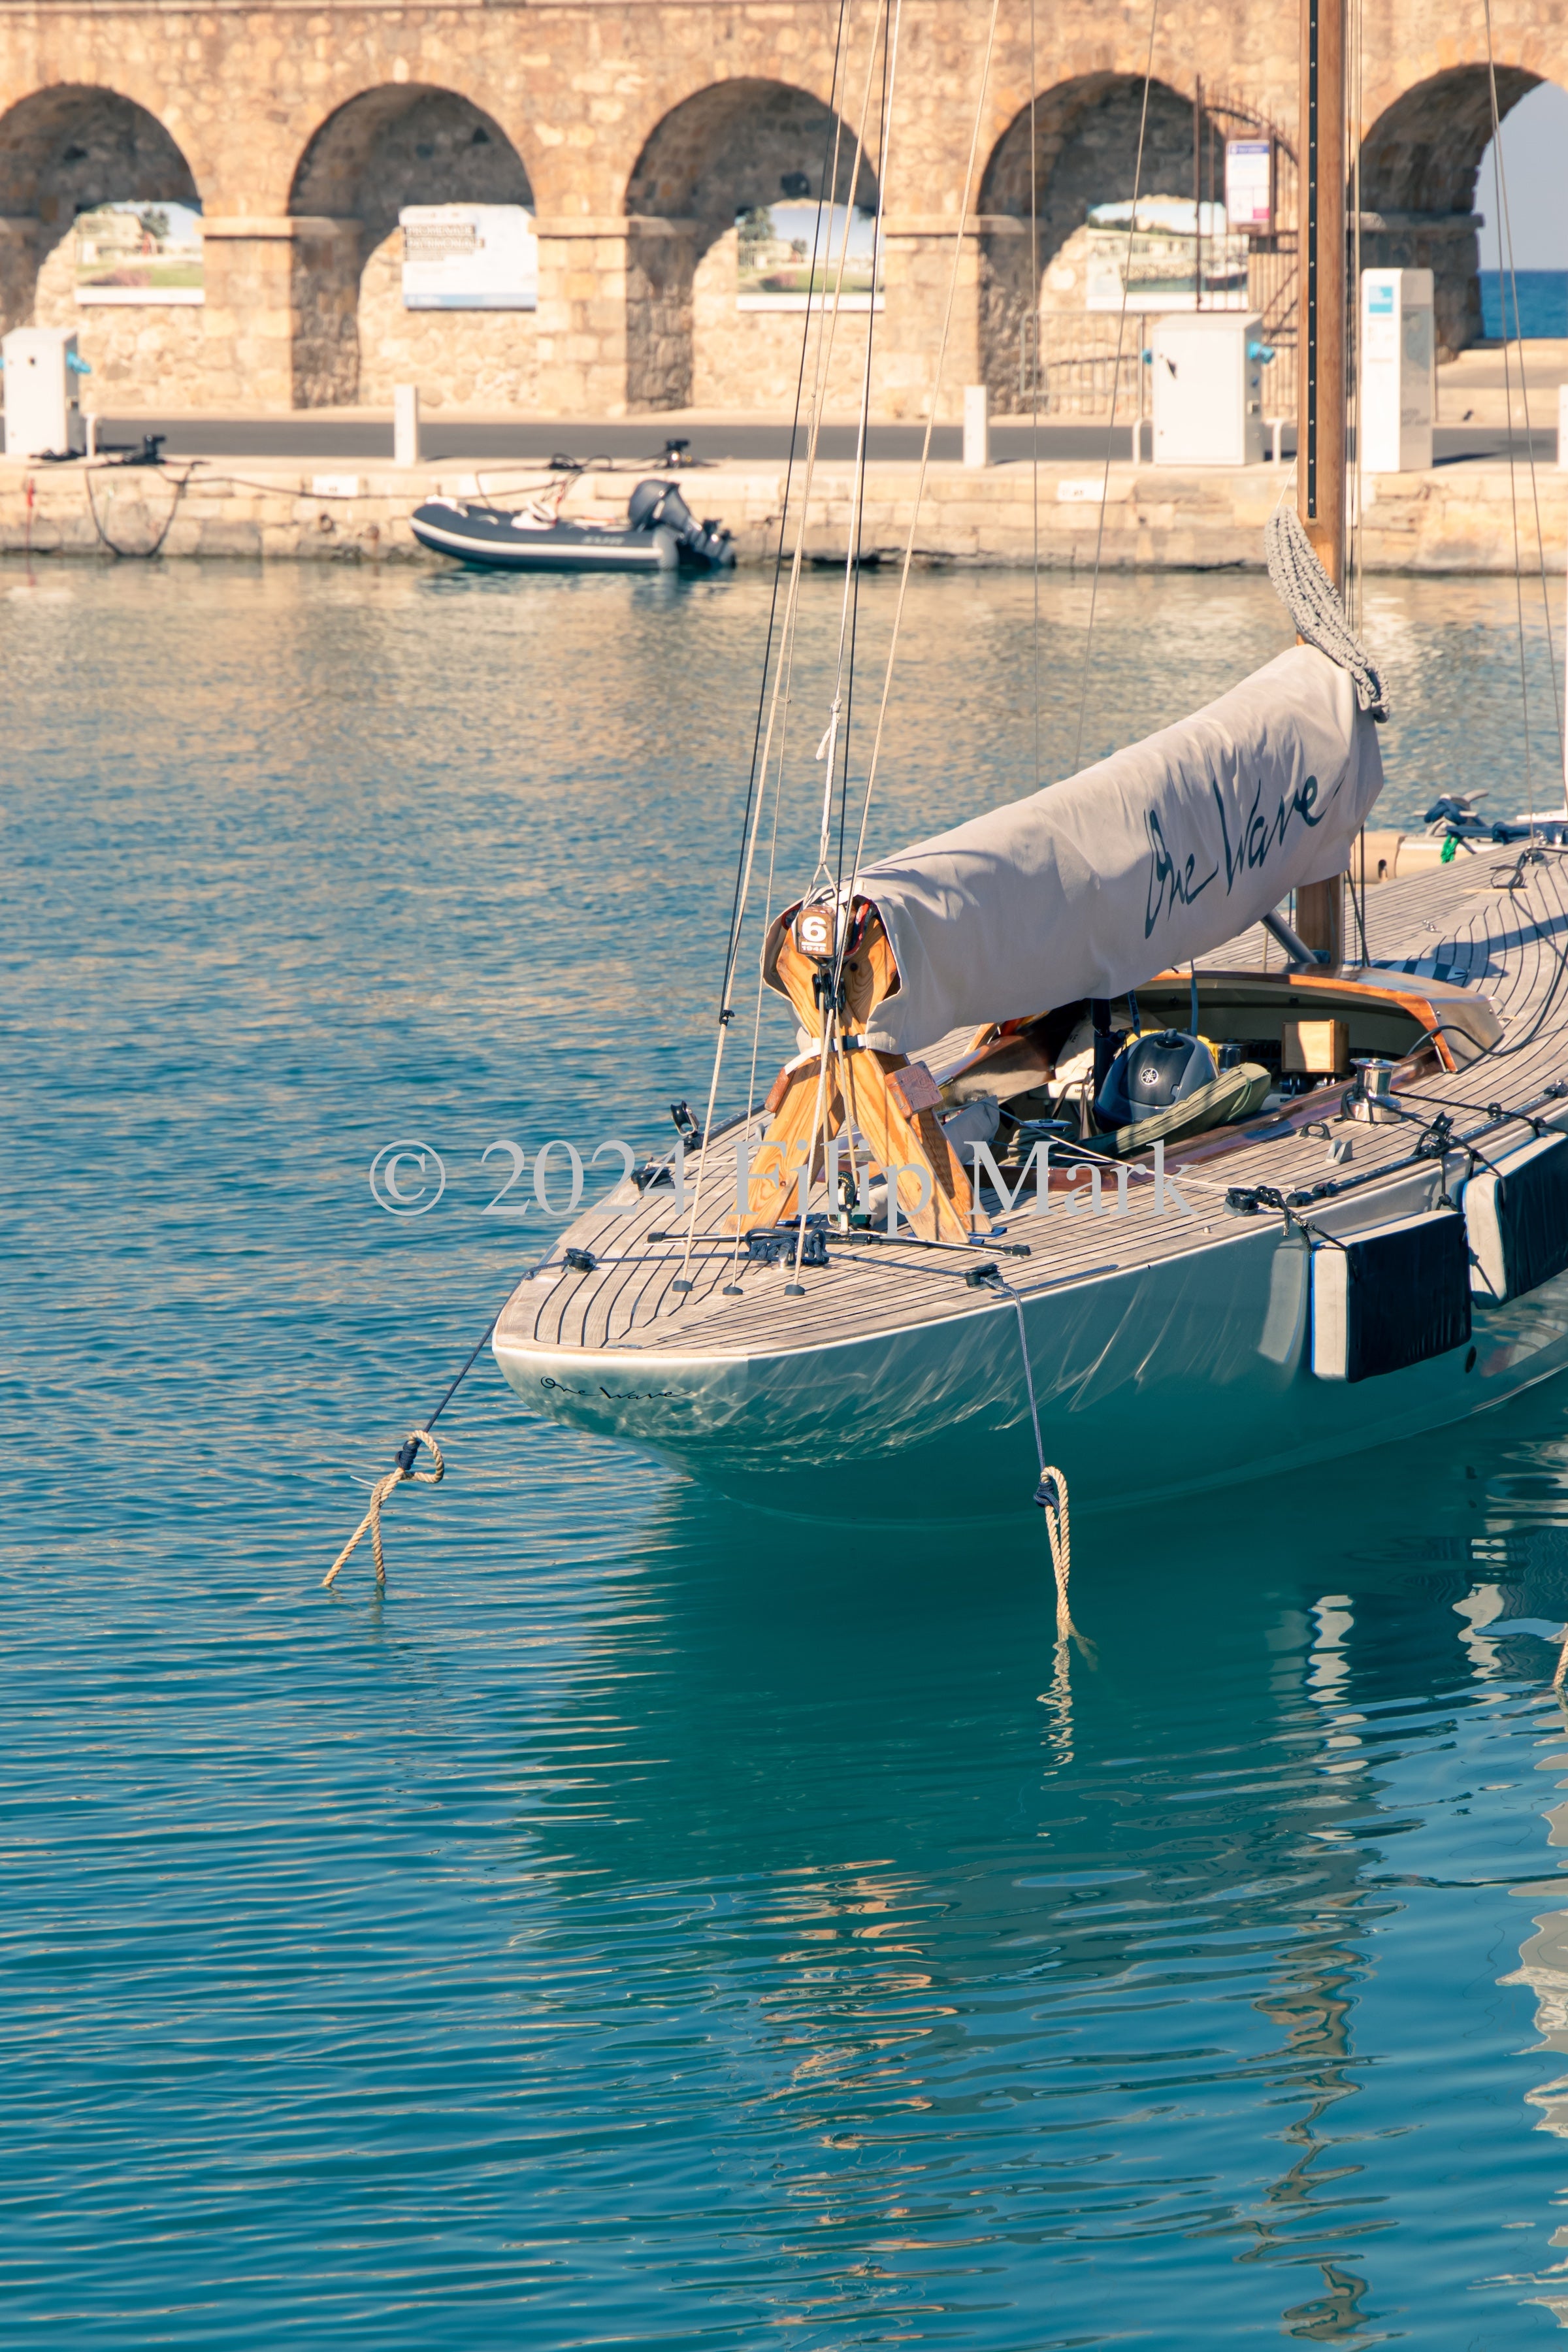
left=8, top=553, right=1568, bottom=2345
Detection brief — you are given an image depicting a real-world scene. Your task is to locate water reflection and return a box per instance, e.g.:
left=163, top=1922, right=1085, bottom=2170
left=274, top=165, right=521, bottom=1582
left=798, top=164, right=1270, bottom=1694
left=7, top=558, right=1568, bottom=2342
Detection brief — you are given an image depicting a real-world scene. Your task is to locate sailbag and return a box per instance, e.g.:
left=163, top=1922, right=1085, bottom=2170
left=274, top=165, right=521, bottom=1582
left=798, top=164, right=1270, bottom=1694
left=851, top=644, right=1384, bottom=1053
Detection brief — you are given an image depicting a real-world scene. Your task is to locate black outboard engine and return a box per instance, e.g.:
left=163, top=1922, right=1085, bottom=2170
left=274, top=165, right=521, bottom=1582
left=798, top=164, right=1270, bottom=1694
left=627, top=478, right=736, bottom=569
left=1096, top=1030, right=1217, bottom=1129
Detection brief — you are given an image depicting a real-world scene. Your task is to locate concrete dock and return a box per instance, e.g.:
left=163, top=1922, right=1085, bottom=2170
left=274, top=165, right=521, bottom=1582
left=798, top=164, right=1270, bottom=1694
left=3, top=446, right=1563, bottom=572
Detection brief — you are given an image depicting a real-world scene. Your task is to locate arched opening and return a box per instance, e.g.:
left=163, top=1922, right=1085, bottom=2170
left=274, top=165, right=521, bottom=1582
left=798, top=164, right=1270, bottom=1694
left=1358, top=66, right=1541, bottom=358
left=288, top=87, right=535, bottom=410
left=0, top=85, right=201, bottom=408
left=978, top=75, right=1282, bottom=416
left=623, top=79, right=878, bottom=411
left=1475, top=79, right=1568, bottom=336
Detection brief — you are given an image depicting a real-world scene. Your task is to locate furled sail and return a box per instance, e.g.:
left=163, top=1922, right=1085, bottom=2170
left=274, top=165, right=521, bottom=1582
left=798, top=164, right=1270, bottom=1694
left=850, top=644, right=1384, bottom=1053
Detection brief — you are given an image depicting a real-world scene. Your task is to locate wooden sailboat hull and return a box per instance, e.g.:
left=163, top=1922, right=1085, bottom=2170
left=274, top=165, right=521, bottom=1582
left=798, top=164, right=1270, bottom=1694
left=491, top=852, right=1568, bottom=1519
left=494, top=1213, right=1568, bottom=1520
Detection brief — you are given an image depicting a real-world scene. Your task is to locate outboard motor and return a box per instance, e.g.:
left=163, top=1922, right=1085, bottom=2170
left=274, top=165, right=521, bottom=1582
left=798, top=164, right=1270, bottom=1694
left=1096, top=1029, right=1217, bottom=1129
left=627, top=478, right=736, bottom=568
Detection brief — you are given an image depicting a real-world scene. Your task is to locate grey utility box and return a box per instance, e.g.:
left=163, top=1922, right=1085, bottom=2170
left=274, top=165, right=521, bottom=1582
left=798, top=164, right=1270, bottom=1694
left=1, top=326, right=87, bottom=459
left=1151, top=311, right=1267, bottom=466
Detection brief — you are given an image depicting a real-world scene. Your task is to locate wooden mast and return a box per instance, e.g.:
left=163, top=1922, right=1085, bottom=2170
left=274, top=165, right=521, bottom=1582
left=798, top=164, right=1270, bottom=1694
left=1292, top=0, right=1348, bottom=963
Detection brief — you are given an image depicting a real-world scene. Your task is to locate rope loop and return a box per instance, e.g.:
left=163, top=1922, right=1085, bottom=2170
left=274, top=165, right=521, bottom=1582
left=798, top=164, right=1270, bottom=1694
left=1034, top=1463, right=1093, bottom=1660
left=323, top=1428, right=444, bottom=1590
left=1265, top=504, right=1389, bottom=721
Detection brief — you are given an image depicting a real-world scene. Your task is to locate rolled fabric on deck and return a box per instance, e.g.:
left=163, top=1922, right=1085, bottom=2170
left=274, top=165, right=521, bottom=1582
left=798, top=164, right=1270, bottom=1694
left=849, top=645, right=1384, bottom=1053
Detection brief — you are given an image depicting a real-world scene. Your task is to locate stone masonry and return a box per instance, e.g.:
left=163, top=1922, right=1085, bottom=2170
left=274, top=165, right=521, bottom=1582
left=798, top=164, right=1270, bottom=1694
left=0, top=0, right=1563, bottom=420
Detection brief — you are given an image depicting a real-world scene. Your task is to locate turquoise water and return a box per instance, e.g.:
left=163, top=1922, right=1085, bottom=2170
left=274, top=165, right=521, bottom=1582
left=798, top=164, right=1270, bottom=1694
left=7, top=556, right=1568, bottom=2345
left=1481, top=270, right=1568, bottom=340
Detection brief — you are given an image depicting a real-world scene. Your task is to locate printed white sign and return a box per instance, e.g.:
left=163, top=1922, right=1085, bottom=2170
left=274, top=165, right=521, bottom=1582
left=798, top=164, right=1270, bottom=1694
left=399, top=205, right=537, bottom=311
left=1224, top=140, right=1273, bottom=233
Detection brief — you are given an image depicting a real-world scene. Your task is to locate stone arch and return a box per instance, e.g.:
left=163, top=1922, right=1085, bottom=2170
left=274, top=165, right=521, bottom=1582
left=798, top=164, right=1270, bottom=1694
left=977, top=74, right=1211, bottom=414
left=1358, top=65, right=1541, bottom=358
left=0, top=84, right=202, bottom=406
left=286, top=85, right=536, bottom=409
left=622, top=78, right=879, bottom=411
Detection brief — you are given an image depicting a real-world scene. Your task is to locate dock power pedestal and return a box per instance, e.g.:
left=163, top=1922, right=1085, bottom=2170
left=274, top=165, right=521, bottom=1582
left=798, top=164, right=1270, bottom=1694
left=1, top=327, right=88, bottom=460
left=1151, top=312, right=1267, bottom=466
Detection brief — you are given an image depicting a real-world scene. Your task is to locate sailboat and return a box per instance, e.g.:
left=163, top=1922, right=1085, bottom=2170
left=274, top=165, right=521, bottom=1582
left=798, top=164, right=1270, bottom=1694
left=489, top=0, right=1568, bottom=1520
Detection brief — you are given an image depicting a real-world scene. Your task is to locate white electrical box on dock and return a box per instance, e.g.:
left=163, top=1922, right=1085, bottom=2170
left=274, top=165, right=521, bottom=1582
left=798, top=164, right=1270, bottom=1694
left=1, top=326, right=87, bottom=460
left=1151, top=312, right=1266, bottom=466
left=1359, top=269, right=1433, bottom=475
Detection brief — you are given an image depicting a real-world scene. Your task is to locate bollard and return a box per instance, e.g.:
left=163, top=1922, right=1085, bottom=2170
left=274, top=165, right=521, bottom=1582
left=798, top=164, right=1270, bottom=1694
left=1267, top=417, right=1285, bottom=466
left=962, top=384, right=989, bottom=470
left=394, top=383, right=421, bottom=468
left=1130, top=417, right=1142, bottom=467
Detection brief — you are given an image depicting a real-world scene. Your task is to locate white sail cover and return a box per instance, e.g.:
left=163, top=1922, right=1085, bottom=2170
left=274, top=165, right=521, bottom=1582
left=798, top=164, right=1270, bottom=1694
left=853, top=645, right=1384, bottom=1051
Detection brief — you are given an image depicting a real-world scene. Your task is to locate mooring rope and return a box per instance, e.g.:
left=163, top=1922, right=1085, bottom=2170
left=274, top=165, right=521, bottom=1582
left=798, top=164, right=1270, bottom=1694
left=322, top=1282, right=518, bottom=1589
left=1264, top=503, right=1389, bottom=720
left=983, top=1269, right=1091, bottom=1656
left=323, top=1429, right=444, bottom=1589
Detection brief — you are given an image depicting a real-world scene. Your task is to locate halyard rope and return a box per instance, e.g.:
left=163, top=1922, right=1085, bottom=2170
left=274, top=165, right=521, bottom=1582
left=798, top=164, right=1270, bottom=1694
left=1264, top=503, right=1389, bottom=719
left=324, top=1429, right=444, bottom=1589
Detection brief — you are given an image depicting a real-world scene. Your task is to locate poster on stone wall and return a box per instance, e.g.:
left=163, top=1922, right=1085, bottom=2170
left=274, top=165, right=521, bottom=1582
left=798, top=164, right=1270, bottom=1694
left=400, top=206, right=537, bottom=310
left=1083, top=197, right=1249, bottom=312
left=74, top=203, right=204, bottom=305
left=1224, top=140, right=1273, bottom=232
left=736, top=203, right=884, bottom=310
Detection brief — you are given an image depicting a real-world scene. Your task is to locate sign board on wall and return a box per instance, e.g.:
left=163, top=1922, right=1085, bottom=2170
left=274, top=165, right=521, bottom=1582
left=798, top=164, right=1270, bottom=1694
left=399, top=206, right=537, bottom=310
left=736, top=202, right=884, bottom=310
left=1224, top=140, right=1273, bottom=232
left=74, top=202, right=204, bottom=305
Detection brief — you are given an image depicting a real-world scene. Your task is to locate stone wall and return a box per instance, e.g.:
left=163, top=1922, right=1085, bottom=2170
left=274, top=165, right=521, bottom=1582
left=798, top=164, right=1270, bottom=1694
left=3, top=451, right=1561, bottom=574
left=0, top=0, right=1561, bottom=419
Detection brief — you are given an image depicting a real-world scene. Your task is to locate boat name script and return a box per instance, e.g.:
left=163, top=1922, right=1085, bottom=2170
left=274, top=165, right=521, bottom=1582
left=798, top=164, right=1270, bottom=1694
left=1144, top=770, right=1332, bottom=939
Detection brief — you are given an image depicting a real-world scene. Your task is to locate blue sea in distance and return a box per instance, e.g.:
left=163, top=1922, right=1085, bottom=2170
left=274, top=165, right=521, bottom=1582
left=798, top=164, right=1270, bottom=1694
left=8, top=555, right=1568, bottom=2345
left=1480, top=269, right=1568, bottom=339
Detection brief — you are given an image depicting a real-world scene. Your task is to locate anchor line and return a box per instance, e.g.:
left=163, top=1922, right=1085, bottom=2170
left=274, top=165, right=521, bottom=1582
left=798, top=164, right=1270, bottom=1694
left=321, top=1286, right=515, bottom=1590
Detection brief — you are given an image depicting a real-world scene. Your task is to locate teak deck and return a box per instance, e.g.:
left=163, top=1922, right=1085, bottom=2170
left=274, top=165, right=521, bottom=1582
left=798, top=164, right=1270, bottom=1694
left=495, top=847, right=1568, bottom=1367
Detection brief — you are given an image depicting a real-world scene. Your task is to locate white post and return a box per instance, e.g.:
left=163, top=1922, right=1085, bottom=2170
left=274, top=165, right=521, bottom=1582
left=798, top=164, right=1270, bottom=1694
left=1130, top=417, right=1142, bottom=467
left=962, top=384, right=989, bottom=469
left=393, top=384, right=421, bottom=468
left=1269, top=417, right=1285, bottom=466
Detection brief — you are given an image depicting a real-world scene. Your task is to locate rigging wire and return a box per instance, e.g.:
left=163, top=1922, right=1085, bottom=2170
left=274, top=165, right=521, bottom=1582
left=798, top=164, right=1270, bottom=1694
left=1482, top=12, right=1539, bottom=831
left=1482, top=0, right=1564, bottom=801
left=1029, top=0, right=1042, bottom=791
left=675, top=0, right=892, bottom=1288
left=833, top=0, right=1005, bottom=949
left=821, top=0, right=904, bottom=890
left=831, top=0, right=900, bottom=924
left=711, top=0, right=853, bottom=1025
left=1068, top=0, right=1163, bottom=776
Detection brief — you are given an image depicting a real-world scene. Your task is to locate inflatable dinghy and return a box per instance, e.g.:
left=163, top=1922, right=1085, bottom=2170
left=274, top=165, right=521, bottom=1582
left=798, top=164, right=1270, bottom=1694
left=410, top=478, right=736, bottom=575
